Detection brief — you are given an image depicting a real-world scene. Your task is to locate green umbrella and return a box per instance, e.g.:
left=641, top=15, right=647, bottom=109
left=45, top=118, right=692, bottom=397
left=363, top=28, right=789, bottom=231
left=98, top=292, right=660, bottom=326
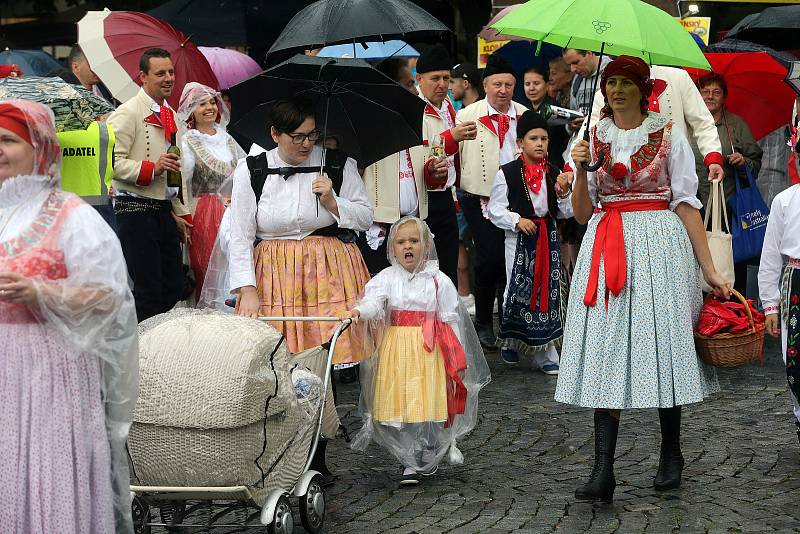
left=490, top=0, right=710, bottom=70
left=491, top=0, right=709, bottom=170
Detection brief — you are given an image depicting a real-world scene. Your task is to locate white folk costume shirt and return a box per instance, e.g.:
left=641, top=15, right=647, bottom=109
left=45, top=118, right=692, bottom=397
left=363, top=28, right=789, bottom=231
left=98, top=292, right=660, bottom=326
left=759, top=184, right=800, bottom=321
left=227, top=144, right=372, bottom=290
left=423, top=97, right=457, bottom=189
left=487, top=167, right=574, bottom=302
left=398, top=149, right=419, bottom=216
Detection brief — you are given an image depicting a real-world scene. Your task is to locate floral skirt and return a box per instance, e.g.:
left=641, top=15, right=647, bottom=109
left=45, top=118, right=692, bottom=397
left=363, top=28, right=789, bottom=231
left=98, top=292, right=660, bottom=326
left=254, top=236, right=371, bottom=364
left=554, top=209, right=719, bottom=409
left=373, top=326, right=448, bottom=424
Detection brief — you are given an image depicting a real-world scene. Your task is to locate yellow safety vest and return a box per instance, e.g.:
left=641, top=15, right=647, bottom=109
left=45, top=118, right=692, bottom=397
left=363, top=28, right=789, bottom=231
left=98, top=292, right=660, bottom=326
left=56, top=121, right=114, bottom=206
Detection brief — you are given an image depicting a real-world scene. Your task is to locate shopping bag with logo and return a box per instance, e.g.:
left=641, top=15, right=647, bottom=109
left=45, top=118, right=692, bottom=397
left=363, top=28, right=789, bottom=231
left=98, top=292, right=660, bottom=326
left=729, top=165, right=769, bottom=263
left=701, top=180, right=735, bottom=293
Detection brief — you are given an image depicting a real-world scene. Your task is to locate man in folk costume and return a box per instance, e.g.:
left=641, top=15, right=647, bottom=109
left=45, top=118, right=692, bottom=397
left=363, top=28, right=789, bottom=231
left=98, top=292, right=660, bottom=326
left=107, top=48, right=193, bottom=321
left=360, top=57, right=430, bottom=274
left=578, top=65, right=724, bottom=182
left=453, top=54, right=528, bottom=348
left=415, top=43, right=478, bottom=285
left=488, top=111, right=574, bottom=371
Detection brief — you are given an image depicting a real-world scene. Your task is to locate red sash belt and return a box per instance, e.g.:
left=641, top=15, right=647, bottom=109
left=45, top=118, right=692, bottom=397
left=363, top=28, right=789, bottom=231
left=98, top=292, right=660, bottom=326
left=529, top=217, right=550, bottom=313
left=390, top=310, right=467, bottom=424
left=788, top=258, right=800, bottom=268
left=584, top=200, right=669, bottom=308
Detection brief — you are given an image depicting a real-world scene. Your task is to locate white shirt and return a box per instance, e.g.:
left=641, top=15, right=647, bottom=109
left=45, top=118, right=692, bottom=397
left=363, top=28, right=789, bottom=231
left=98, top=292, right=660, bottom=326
left=398, top=149, right=419, bottom=216
left=424, top=97, right=457, bottom=188
left=758, top=184, right=800, bottom=314
left=488, top=166, right=573, bottom=231
left=486, top=102, right=519, bottom=166
left=354, top=262, right=460, bottom=325
left=228, top=145, right=372, bottom=290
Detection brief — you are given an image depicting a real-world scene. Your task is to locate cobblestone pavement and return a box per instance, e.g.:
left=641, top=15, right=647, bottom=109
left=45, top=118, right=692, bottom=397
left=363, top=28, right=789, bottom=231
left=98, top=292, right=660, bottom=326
left=149, top=335, right=800, bottom=533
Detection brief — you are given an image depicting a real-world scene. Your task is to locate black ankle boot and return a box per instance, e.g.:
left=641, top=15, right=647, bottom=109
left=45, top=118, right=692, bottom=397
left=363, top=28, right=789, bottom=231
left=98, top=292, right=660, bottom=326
left=575, top=411, right=619, bottom=503
left=309, top=438, right=335, bottom=486
left=654, top=406, right=684, bottom=491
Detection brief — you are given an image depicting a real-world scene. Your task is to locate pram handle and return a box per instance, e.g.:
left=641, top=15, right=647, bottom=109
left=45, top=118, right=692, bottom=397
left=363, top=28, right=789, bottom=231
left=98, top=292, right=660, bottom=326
left=258, top=316, right=346, bottom=322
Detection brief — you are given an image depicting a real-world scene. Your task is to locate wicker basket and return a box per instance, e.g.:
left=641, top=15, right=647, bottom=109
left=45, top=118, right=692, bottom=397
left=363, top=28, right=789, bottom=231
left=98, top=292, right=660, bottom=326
left=694, top=289, right=765, bottom=368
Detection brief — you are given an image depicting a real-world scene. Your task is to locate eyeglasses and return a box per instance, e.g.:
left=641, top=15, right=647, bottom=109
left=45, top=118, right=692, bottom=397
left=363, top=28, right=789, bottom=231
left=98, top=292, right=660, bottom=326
left=700, top=89, right=724, bottom=98
left=284, top=130, right=321, bottom=145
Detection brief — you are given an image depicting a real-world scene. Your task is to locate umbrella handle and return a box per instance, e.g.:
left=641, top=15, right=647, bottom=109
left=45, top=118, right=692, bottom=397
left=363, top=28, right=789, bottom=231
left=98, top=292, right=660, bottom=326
left=582, top=155, right=605, bottom=172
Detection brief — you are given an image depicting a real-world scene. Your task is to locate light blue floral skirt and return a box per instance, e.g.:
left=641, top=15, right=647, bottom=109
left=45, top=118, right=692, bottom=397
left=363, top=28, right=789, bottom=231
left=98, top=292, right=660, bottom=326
left=554, top=209, right=719, bottom=409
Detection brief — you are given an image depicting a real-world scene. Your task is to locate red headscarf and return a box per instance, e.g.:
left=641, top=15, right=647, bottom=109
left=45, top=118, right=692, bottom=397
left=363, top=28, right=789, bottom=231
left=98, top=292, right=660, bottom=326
left=600, top=55, right=653, bottom=114
left=0, top=99, right=61, bottom=179
left=0, top=103, right=32, bottom=145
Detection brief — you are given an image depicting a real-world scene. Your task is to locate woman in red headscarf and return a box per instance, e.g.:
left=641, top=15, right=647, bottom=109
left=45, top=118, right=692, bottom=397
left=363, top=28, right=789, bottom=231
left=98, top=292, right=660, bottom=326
left=0, top=99, right=137, bottom=533
left=553, top=57, right=731, bottom=503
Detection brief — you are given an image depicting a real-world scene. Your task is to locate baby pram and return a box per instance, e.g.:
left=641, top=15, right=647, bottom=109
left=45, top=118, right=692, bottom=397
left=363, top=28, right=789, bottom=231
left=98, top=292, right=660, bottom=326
left=129, top=309, right=350, bottom=533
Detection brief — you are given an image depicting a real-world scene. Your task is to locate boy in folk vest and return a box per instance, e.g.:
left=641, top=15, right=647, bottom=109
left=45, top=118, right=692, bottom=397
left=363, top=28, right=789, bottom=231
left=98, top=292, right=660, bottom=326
left=487, top=111, right=573, bottom=371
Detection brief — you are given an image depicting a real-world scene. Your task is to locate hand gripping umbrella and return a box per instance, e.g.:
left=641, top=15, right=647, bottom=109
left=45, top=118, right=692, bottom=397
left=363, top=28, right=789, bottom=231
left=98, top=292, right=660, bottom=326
left=492, top=0, right=711, bottom=171
left=229, top=54, right=425, bottom=213
left=267, top=0, right=449, bottom=58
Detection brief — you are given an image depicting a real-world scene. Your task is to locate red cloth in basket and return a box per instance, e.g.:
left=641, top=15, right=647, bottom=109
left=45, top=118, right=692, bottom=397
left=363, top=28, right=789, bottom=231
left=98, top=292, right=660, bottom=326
left=696, top=297, right=765, bottom=337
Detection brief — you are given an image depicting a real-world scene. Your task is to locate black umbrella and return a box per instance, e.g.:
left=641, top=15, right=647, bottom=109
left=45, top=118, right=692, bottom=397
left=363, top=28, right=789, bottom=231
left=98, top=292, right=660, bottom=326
left=229, top=54, right=425, bottom=168
left=148, top=0, right=316, bottom=49
left=706, top=38, right=796, bottom=68
left=267, top=0, right=450, bottom=57
left=726, top=5, right=800, bottom=51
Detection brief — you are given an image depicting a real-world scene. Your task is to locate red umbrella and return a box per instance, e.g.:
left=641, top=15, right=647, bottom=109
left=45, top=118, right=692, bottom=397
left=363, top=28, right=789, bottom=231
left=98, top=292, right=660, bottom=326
left=78, top=10, right=219, bottom=109
left=685, top=52, right=793, bottom=140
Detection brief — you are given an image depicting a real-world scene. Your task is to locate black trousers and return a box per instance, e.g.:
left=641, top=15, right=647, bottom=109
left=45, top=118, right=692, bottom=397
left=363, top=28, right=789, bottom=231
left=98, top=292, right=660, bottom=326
left=356, top=231, right=390, bottom=276
left=460, top=193, right=506, bottom=325
left=425, top=190, right=459, bottom=285
left=116, top=198, right=185, bottom=322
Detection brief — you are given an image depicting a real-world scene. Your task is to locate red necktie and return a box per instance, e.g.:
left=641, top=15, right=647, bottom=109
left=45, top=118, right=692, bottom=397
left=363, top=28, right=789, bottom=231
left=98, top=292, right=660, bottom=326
left=492, top=114, right=510, bottom=148
left=159, top=106, right=178, bottom=142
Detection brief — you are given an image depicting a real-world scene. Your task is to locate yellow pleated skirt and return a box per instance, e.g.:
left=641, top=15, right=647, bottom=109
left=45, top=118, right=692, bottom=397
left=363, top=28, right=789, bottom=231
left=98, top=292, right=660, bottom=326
left=372, top=326, right=448, bottom=424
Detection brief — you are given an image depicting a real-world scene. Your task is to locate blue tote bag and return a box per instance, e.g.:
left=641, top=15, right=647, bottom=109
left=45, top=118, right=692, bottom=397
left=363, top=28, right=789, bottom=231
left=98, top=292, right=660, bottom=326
left=728, top=165, right=769, bottom=263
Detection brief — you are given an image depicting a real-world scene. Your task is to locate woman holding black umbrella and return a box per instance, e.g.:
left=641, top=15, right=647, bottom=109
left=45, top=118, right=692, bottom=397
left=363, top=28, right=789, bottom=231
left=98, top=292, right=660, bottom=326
left=229, top=96, right=372, bottom=363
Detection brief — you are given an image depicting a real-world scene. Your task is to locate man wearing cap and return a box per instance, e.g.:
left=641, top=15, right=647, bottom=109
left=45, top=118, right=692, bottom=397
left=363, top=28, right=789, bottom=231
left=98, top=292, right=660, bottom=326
left=415, top=43, right=478, bottom=285
left=454, top=53, right=529, bottom=348
left=450, top=63, right=483, bottom=109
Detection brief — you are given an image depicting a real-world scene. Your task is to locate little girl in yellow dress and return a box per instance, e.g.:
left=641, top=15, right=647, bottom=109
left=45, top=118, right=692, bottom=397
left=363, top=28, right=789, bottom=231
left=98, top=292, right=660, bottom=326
left=340, top=216, right=490, bottom=486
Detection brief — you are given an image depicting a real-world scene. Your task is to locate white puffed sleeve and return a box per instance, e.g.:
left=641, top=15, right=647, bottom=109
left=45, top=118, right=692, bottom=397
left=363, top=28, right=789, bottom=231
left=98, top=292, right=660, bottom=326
left=227, top=158, right=258, bottom=291
left=332, top=157, right=373, bottom=232
left=667, top=129, right=703, bottom=210
left=354, top=270, right=389, bottom=321
left=487, top=169, right=520, bottom=231
left=758, top=193, right=786, bottom=315
left=180, top=136, right=196, bottom=191
left=435, top=274, right=460, bottom=324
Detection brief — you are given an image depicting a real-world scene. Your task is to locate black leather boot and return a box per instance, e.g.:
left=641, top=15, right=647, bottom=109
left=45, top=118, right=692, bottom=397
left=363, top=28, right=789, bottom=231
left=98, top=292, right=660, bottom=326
left=309, top=438, right=336, bottom=487
left=575, top=411, right=619, bottom=503
left=654, top=406, right=684, bottom=491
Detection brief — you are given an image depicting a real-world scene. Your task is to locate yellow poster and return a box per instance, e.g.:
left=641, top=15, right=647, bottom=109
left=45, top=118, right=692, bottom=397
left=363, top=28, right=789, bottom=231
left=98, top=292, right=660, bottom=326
left=676, top=16, right=711, bottom=45
left=477, top=37, right=510, bottom=69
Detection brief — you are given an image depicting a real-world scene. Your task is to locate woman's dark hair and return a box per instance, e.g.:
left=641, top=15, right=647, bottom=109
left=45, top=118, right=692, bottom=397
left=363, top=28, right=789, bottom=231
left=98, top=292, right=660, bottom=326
left=524, top=66, right=549, bottom=83
left=269, top=96, right=316, bottom=133
left=698, top=73, right=728, bottom=97
left=139, top=48, right=171, bottom=73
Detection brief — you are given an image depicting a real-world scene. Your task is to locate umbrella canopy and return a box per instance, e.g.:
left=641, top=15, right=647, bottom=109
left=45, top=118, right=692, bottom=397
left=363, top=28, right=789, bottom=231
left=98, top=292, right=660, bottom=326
left=493, top=40, right=563, bottom=105
left=0, top=49, right=62, bottom=76
left=317, top=40, right=419, bottom=60
left=491, top=0, right=711, bottom=70
left=229, top=55, right=425, bottom=167
left=267, top=0, right=449, bottom=57
left=198, top=47, right=262, bottom=90
left=726, top=5, right=800, bottom=52
left=706, top=38, right=796, bottom=66
left=77, top=10, right=219, bottom=108
left=0, top=76, right=115, bottom=132
left=685, top=52, right=794, bottom=141
left=478, top=4, right=527, bottom=42
left=784, top=62, right=800, bottom=97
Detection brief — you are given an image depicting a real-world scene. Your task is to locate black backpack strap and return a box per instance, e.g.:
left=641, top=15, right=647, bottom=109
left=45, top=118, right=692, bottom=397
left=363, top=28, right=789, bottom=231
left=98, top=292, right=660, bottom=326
left=246, top=153, right=268, bottom=198
left=322, top=149, right=347, bottom=195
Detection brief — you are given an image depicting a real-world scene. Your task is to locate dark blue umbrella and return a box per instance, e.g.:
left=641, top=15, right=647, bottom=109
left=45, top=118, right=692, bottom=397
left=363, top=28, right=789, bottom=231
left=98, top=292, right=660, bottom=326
left=493, top=40, right=563, bottom=106
left=0, top=48, right=62, bottom=76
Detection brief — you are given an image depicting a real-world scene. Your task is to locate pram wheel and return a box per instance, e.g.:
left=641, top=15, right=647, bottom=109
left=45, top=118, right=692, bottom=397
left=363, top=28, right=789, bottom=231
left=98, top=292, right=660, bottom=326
left=132, top=496, right=151, bottom=534
left=299, top=474, right=326, bottom=533
left=267, top=495, right=294, bottom=534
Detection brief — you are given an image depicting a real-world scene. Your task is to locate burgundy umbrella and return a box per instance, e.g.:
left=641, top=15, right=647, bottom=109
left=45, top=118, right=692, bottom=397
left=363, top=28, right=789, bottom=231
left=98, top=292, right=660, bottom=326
left=78, top=10, right=219, bottom=108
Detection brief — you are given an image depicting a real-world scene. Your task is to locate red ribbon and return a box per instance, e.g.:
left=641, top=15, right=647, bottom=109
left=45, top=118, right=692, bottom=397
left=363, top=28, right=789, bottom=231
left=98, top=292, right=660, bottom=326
left=521, top=155, right=546, bottom=195
left=491, top=114, right=510, bottom=148
left=390, top=309, right=468, bottom=426
left=159, top=106, right=178, bottom=142
left=529, top=217, right=551, bottom=313
left=584, top=200, right=669, bottom=308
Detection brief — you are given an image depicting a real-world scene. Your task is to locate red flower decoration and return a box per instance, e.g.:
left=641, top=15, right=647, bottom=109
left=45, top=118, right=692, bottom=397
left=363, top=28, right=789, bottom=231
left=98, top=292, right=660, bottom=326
left=789, top=347, right=799, bottom=359
left=610, top=162, right=628, bottom=181
left=792, top=295, right=800, bottom=305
